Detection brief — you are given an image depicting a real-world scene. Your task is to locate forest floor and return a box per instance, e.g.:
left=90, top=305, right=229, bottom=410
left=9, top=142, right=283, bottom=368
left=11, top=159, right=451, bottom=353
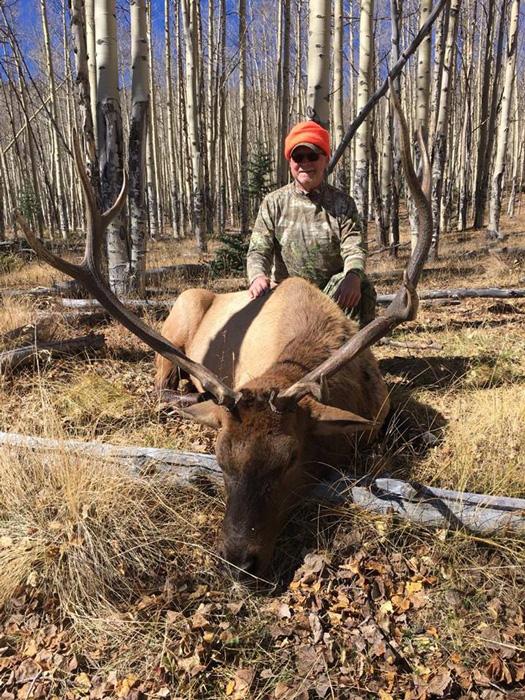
left=0, top=207, right=524, bottom=699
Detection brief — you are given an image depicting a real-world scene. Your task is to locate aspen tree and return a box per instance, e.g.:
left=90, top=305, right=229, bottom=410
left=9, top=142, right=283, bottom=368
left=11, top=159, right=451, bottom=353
left=293, top=0, right=304, bottom=120
left=217, top=0, right=227, bottom=231
left=507, top=82, right=520, bottom=217
left=306, top=0, right=330, bottom=126
left=380, top=99, right=392, bottom=245
left=238, top=0, right=249, bottom=235
left=181, top=0, right=206, bottom=249
left=85, top=0, right=97, bottom=144
left=164, top=0, right=179, bottom=237
left=146, top=0, right=161, bottom=237
left=332, top=0, right=345, bottom=189
left=175, top=3, right=190, bottom=231
left=389, top=0, right=401, bottom=255
left=62, top=4, right=77, bottom=229
left=488, top=0, right=520, bottom=238
left=408, top=0, right=432, bottom=250
left=354, top=0, right=373, bottom=231
left=416, top=0, right=432, bottom=130
left=0, top=151, right=5, bottom=239
left=430, top=0, right=460, bottom=259
left=474, top=0, right=506, bottom=228
left=70, top=0, right=100, bottom=211
left=206, top=0, right=216, bottom=216
left=95, top=0, right=129, bottom=294
left=276, top=0, right=291, bottom=186
left=128, top=0, right=149, bottom=294
left=457, top=0, right=475, bottom=231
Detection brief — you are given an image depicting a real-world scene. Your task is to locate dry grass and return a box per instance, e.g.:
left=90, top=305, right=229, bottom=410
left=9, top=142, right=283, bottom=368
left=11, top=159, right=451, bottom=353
left=0, top=257, right=65, bottom=289
left=0, top=435, right=228, bottom=672
left=0, top=296, right=36, bottom=336
left=415, top=385, right=525, bottom=497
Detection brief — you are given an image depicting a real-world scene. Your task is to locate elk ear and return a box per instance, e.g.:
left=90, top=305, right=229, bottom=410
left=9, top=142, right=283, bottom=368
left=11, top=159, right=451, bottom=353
left=302, top=397, right=372, bottom=435
left=177, top=400, right=226, bottom=429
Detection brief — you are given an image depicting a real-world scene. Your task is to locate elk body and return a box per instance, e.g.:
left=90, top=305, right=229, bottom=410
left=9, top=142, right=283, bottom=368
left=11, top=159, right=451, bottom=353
left=20, top=90, right=431, bottom=582
left=155, top=278, right=390, bottom=576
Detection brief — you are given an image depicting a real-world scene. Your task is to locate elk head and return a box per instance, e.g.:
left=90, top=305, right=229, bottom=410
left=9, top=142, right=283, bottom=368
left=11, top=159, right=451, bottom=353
left=180, top=391, right=372, bottom=579
left=19, top=86, right=431, bottom=583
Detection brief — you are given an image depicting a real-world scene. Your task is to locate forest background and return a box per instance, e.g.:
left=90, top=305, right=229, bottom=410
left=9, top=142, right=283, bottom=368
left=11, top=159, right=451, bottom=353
left=0, top=0, right=524, bottom=290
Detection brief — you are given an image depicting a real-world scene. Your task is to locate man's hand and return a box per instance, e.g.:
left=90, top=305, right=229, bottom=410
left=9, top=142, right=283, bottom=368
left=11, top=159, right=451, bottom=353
left=248, top=275, right=271, bottom=299
left=334, top=271, right=362, bottom=310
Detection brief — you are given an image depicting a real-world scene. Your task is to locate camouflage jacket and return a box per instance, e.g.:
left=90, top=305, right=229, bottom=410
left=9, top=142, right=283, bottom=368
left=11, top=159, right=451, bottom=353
left=247, top=182, right=366, bottom=288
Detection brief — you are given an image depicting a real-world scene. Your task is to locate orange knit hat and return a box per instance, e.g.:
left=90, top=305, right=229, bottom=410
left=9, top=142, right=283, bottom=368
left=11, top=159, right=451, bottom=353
left=284, top=121, right=330, bottom=161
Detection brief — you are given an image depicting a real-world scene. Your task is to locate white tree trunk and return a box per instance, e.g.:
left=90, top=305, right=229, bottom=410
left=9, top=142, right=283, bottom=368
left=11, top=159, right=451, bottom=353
left=353, top=0, right=374, bottom=231
left=128, top=0, right=150, bottom=295
left=85, top=0, right=98, bottom=145
left=430, top=0, right=460, bottom=259
left=332, top=0, right=345, bottom=188
left=488, top=0, right=520, bottom=238
left=276, top=0, right=291, bottom=186
left=40, top=0, right=69, bottom=238
left=238, top=0, right=249, bottom=235
left=181, top=0, right=206, bottom=250
left=306, top=0, right=330, bottom=126
left=95, top=0, right=129, bottom=294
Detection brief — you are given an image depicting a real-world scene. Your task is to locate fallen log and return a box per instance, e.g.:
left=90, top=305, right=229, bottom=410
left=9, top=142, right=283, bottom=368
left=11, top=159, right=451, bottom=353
left=0, top=431, right=221, bottom=483
left=377, top=287, right=525, bottom=304
left=0, top=323, right=38, bottom=346
left=459, top=246, right=525, bottom=260
left=36, top=309, right=111, bottom=326
left=350, top=478, right=525, bottom=536
left=1, top=432, right=524, bottom=536
left=379, top=338, right=443, bottom=351
left=0, top=333, right=105, bottom=372
left=2, top=280, right=84, bottom=298
left=60, top=298, right=174, bottom=310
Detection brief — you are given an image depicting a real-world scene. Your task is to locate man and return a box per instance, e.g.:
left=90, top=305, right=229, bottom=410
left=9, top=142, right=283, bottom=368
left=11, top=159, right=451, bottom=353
left=247, top=120, right=376, bottom=327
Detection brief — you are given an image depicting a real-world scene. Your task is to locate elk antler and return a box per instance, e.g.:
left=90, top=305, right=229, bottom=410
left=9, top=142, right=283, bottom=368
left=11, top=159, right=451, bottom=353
left=17, top=134, right=241, bottom=409
left=276, top=82, right=432, bottom=406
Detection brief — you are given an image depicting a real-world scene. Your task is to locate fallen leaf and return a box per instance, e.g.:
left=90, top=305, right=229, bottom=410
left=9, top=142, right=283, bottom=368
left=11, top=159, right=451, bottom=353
left=309, top=612, right=323, bottom=644
left=426, top=669, right=451, bottom=696
left=277, top=604, right=292, bottom=619
left=231, top=668, right=255, bottom=699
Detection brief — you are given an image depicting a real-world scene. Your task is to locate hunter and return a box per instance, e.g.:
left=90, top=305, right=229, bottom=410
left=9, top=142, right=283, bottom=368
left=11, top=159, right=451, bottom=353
left=247, top=120, right=376, bottom=327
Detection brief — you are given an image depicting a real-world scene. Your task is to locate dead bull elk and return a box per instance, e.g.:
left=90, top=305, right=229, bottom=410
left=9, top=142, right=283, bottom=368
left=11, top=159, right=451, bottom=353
left=20, top=91, right=431, bottom=581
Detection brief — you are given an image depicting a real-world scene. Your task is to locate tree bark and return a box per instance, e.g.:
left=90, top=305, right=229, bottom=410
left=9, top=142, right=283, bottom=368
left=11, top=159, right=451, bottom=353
left=487, top=0, right=520, bottom=239
left=430, top=0, right=461, bottom=260
left=95, top=0, right=129, bottom=294
left=181, top=0, right=207, bottom=250
left=353, top=0, right=374, bottom=231
left=128, top=0, right=150, bottom=295
left=306, top=0, right=330, bottom=126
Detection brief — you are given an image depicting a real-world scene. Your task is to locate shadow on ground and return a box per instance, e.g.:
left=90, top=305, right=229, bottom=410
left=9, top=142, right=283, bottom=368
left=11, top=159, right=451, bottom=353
left=381, top=354, right=475, bottom=390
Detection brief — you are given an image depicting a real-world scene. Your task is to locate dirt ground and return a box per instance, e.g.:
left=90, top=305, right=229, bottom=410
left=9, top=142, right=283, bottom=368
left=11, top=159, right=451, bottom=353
left=0, top=208, right=524, bottom=699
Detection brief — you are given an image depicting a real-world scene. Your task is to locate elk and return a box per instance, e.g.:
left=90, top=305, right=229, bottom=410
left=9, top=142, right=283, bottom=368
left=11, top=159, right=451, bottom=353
left=20, top=90, right=431, bottom=582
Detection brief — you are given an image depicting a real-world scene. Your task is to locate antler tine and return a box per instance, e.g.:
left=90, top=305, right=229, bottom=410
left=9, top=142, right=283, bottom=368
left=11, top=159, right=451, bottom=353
left=276, top=83, right=432, bottom=407
left=20, top=136, right=241, bottom=409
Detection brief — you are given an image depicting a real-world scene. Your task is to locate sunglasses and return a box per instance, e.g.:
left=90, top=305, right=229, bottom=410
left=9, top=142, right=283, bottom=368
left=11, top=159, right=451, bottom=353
left=291, top=151, right=320, bottom=164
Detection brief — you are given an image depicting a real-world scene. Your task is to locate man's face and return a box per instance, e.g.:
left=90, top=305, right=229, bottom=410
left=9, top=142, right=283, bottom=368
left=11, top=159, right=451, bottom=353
left=289, top=146, right=328, bottom=192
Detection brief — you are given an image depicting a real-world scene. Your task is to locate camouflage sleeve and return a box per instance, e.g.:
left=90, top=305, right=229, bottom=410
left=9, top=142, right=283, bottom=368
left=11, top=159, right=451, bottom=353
left=246, top=196, right=276, bottom=284
left=340, top=195, right=366, bottom=277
